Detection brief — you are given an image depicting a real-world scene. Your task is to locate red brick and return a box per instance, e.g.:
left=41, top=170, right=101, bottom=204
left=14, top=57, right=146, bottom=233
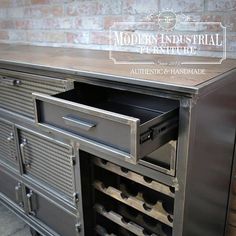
left=66, top=31, right=89, bottom=44
left=224, top=12, right=236, bottom=32
left=160, top=0, right=204, bottom=13
left=75, top=16, right=103, bottom=30
left=26, top=5, right=63, bottom=18
left=45, top=18, right=75, bottom=30
left=66, top=1, right=98, bottom=16
left=90, top=31, right=112, bottom=45
left=0, top=20, right=14, bottom=29
left=207, top=0, right=236, bottom=11
left=15, top=19, right=31, bottom=29
left=123, top=0, right=158, bottom=14
left=0, top=0, right=12, bottom=8
left=104, top=15, right=136, bottom=30
left=227, top=35, right=236, bottom=52
left=9, top=31, right=27, bottom=41
left=201, top=14, right=225, bottom=32
left=0, top=9, right=7, bottom=18
left=7, top=7, right=25, bottom=18
left=0, top=31, right=9, bottom=40
left=27, top=31, right=65, bottom=43
left=31, top=0, right=50, bottom=4
left=44, top=31, right=65, bottom=43
left=27, top=31, right=44, bottom=42
left=11, top=0, right=31, bottom=7
left=97, top=0, right=122, bottom=15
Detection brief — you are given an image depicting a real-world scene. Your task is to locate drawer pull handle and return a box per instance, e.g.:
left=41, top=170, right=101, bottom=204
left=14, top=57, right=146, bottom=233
left=62, top=115, right=96, bottom=131
left=20, top=139, right=31, bottom=169
left=15, top=183, right=23, bottom=207
left=26, top=190, right=36, bottom=216
left=0, top=76, right=21, bottom=86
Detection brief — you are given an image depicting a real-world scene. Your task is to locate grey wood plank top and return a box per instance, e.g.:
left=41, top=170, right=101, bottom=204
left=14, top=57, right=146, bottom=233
left=0, top=43, right=235, bottom=93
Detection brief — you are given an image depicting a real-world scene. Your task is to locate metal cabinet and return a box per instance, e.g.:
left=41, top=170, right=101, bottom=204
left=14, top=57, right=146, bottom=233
left=0, top=46, right=236, bottom=236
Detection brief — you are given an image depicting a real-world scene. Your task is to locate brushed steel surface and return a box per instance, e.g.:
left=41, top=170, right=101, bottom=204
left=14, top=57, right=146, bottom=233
left=24, top=187, right=79, bottom=236
left=180, top=73, right=236, bottom=236
left=0, top=167, right=23, bottom=209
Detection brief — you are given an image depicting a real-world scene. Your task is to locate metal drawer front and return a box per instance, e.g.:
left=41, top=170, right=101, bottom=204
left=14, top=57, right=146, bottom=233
left=33, top=83, right=179, bottom=164
left=18, top=129, right=75, bottom=201
left=0, top=70, right=73, bottom=119
left=0, top=120, right=17, bottom=169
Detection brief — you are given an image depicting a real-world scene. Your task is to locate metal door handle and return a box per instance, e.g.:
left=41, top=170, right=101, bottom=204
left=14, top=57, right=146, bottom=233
left=15, top=183, right=23, bottom=207
left=20, top=139, right=31, bottom=169
left=62, top=115, right=96, bottom=131
left=26, top=190, right=35, bottom=216
left=0, top=75, right=21, bottom=86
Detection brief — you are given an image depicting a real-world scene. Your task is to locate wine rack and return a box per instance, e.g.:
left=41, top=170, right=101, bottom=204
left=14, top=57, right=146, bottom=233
left=88, top=157, right=174, bottom=236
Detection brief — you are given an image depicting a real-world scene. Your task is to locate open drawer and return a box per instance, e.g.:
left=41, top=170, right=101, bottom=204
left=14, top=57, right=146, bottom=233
left=33, top=82, right=179, bottom=164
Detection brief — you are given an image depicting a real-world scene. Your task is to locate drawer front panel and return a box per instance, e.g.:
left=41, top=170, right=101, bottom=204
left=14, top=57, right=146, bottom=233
left=18, top=129, right=75, bottom=201
left=0, top=70, right=73, bottom=119
left=26, top=188, right=79, bottom=236
left=0, top=120, right=18, bottom=169
left=37, top=99, right=134, bottom=154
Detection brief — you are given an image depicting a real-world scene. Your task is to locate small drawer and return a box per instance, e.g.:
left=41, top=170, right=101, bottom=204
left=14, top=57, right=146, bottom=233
left=0, top=69, right=73, bottom=119
left=33, top=82, right=179, bottom=164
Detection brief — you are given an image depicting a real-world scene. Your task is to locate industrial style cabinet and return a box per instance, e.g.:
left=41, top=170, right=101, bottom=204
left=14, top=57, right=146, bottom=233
left=0, top=44, right=235, bottom=236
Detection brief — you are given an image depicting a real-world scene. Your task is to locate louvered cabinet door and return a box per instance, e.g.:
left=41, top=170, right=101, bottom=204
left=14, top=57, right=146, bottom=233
left=0, top=69, right=74, bottom=119
left=0, top=119, right=18, bottom=170
left=17, top=128, right=79, bottom=205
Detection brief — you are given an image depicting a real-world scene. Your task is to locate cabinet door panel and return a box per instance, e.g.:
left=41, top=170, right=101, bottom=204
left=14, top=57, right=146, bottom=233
left=26, top=188, right=80, bottom=236
left=0, top=167, right=24, bottom=208
left=18, top=128, right=78, bottom=204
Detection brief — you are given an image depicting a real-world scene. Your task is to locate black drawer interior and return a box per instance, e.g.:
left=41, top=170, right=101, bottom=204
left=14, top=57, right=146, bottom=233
left=54, top=82, right=179, bottom=125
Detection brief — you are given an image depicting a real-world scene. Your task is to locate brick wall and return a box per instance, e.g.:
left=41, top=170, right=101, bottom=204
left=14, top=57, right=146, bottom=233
left=0, top=0, right=235, bottom=58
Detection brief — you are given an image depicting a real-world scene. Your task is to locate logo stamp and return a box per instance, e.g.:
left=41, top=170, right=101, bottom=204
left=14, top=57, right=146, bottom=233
left=109, top=10, right=226, bottom=65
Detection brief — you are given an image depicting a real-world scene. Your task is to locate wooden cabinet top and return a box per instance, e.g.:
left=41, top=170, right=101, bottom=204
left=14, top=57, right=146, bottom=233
left=0, top=43, right=235, bottom=94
